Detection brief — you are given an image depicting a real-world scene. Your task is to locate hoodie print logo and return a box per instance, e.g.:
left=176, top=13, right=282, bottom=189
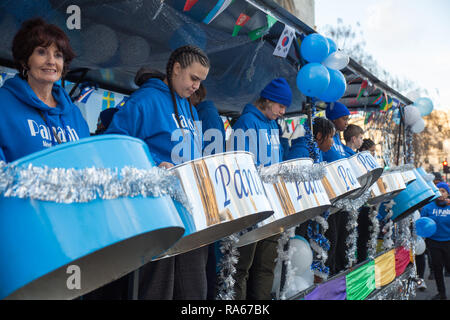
left=27, top=119, right=80, bottom=146
left=171, top=113, right=198, bottom=137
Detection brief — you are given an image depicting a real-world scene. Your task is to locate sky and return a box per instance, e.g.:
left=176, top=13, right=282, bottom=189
left=314, top=0, right=450, bottom=110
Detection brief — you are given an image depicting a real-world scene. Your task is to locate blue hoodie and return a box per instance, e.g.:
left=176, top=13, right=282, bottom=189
left=195, top=100, right=225, bottom=154
left=105, top=78, right=203, bottom=166
left=343, top=144, right=356, bottom=157
left=322, top=132, right=348, bottom=162
left=0, top=74, right=90, bottom=162
left=420, top=201, right=450, bottom=242
left=231, top=104, right=282, bottom=167
left=286, top=136, right=323, bottom=163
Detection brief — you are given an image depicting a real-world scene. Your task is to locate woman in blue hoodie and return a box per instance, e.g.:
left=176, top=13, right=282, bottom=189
left=0, top=18, right=90, bottom=162
left=420, top=182, right=450, bottom=300
left=230, top=77, right=292, bottom=300
left=106, top=45, right=210, bottom=300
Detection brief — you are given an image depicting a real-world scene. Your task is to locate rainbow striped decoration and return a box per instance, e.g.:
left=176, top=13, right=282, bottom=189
left=303, top=246, right=413, bottom=300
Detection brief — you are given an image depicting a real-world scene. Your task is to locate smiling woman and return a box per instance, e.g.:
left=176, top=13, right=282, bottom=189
left=0, top=18, right=90, bottom=162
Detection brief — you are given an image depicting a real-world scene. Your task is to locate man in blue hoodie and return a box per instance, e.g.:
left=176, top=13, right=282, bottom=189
left=420, top=182, right=450, bottom=300
left=322, top=101, right=351, bottom=276
left=231, top=77, right=292, bottom=300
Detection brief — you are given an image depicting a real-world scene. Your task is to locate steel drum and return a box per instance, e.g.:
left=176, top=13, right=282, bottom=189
left=401, top=170, right=417, bottom=185
left=236, top=158, right=332, bottom=247
left=321, top=158, right=362, bottom=203
left=367, top=172, right=407, bottom=205
left=416, top=167, right=441, bottom=201
left=346, top=151, right=383, bottom=199
left=379, top=169, right=435, bottom=222
left=156, top=151, right=274, bottom=258
left=0, top=135, right=185, bottom=300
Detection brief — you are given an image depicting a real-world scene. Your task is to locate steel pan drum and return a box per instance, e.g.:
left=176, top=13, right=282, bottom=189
left=416, top=167, right=441, bottom=201
left=236, top=158, right=331, bottom=247
left=401, top=170, right=417, bottom=185
left=0, top=135, right=185, bottom=300
left=379, top=169, right=435, bottom=222
left=321, top=158, right=362, bottom=203
left=157, top=151, right=274, bottom=257
left=346, top=151, right=383, bottom=199
left=367, top=172, right=407, bottom=205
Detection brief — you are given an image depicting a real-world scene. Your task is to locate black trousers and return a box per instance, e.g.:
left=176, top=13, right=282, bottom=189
left=426, top=239, right=450, bottom=298
left=325, top=210, right=350, bottom=276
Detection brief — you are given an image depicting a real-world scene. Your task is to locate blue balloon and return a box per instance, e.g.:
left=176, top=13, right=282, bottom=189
left=327, top=37, right=338, bottom=54
left=415, top=217, right=437, bottom=238
left=296, top=63, right=330, bottom=97
left=316, top=68, right=347, bottom=102
left=300, top=33, right=330, bottom=63
left=414, top=97, right=434, bottom=117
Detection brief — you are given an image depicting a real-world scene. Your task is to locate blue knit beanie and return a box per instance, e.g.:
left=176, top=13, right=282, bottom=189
left=325, top=102, right=350, bottom=120
left=260, top=78, right=292, bottom=108
left=436, top=182, right=450, bottom=195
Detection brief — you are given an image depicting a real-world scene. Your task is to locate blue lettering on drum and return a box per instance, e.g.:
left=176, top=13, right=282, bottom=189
left=296, top=180, right=324, bottom=200
left=215, top=164, right=262, bottom=207
left=357, top=153, right=378, bottom=170
left=338, top=165, right=358, bottom=190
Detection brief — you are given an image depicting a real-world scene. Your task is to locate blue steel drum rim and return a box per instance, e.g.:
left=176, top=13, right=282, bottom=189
left=11, top=134, right=149, bottom=167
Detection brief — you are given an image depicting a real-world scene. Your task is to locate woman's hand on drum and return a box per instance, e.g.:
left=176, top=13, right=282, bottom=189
left=159, top=162, right=174, bottom=169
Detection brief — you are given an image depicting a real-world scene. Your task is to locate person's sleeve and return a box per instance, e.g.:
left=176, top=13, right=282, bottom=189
left=105, top=100, right=143, bottom=138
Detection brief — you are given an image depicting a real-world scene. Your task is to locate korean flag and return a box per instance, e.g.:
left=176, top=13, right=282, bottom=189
left=273, top=25, right=295, bottom=58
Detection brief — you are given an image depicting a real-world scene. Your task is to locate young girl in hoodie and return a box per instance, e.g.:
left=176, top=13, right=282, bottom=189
left=106, top=45, right=210, bottom=300
left=0, top=18, right=90, bottom=162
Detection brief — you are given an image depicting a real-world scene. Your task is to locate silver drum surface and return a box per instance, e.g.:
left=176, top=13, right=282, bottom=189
left=236, top=158, right=331, bottom=247
left=321, top=158, right=362, bottom=203
left=401, top=170, right=417, bottom=185
left=158, top=151, right=274, bottom=258
left=346, top=151, right=383, bottom=199
left=368, top=172, right=407, bottom=205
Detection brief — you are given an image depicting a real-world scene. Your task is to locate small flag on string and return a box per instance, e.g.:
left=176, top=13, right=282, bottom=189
left=248, top=14, right=277, bottom=41
left=183, top=0, right=199, bottom=11
left=75, top=83, right=97, bottom=103
left=285, top=119, right=296, bottom=134
left=391, top=98, right=400, bottom=109
left=0, top=72, right=6, bottom=87
left=232, top=13, right=251, bottom=36
left=224, top=119, right=231, bottom=131
left=203, top=0, right=233, bottom=25
left=371, top=91, right=384, bottom=105
left=273, top=24, right=295, bottom=58
left=102, top=91, right=115, bottom=110
left=355, top=80, right=368, bottom=101
left=380, top=96, right=393, bottom=111
left=115, top=96, right=129, bottom=108
left=364, top=111, right=375, bottom=125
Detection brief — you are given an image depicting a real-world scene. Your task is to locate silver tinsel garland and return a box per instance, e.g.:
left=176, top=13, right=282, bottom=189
left=275, top=227, right=297, bottom=300
left=367, top=204, right=381, bottom=260
left=216, top=233, right=240, bottom=300
left=308, top=212, right=330, bottom=280
left=369, top=266, right=416, bottom=300
left=0, top=161, right=192, bottom=212
left=381, top=200, right=396, bottom=250
left=258, top=162, right=326, bottom=184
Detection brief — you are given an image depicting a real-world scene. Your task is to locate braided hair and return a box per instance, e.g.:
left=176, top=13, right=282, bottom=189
left=166, top=45, right=210, bottom=128
left=313, top=117, right=335, bottom=145
left=358, top=138, right=375, bottom=152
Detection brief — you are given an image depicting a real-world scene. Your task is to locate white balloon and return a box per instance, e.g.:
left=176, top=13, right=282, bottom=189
left=415, top=236, right=426, bottom=255
left=290, top=237, right=313, bottom=276
left=411, top=117, right=425, bottom=134
left=404, top=105, right=422, bottom=126
left=322, top=51, right=350, bottom=70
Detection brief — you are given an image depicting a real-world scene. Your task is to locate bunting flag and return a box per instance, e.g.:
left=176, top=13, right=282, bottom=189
left=355, top=80, right=368, bottom=101
left=232, top=13, right=251, bottom=36
left=345, top=260, right=376, bottom=300
left=75, top=83, right=96, bottom=103
left=223, top=119, right=231, bottom=131
left=102, top=91, right=115, bottom=110
left=273, top=24, right=295, bottom=58
left=293, top=36, right=302, bottom=61
left=380, top=96, right=393, bottom=111
left=371, top=91, right=384, bottom=105
left=374, top=250, right=396, bottom=288
left=248, top=14, right=277, bottom=41
left=202, top=0, right=233, bottom=24
left=285, top=119, right=296, bottom=134
left=391, top=97, right=400, bottom=109
left=364, top=111, right=375, bottom=125
left=115, top=96, right=129, bottom=108
left=183, top=0, right=199, bottom=11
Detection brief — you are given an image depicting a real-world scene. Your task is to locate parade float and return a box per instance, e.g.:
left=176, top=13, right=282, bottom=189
left=0, top=0, right=438, bottom=300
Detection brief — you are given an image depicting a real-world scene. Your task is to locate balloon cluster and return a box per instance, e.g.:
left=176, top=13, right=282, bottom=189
left=296, top=33, right=349, bottom=102
left=394, top=97, right=434, bottom=134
